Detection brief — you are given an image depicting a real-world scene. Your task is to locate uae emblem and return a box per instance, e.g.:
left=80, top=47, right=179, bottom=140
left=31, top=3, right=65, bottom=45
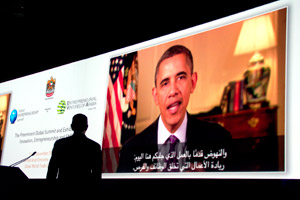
left=46, top=76, right=56, bottom=97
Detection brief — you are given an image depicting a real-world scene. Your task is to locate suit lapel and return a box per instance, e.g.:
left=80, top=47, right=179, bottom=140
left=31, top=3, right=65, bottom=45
left=186, top=113, right=195, bottom=142
left=146, top=117, right=159, bottom=146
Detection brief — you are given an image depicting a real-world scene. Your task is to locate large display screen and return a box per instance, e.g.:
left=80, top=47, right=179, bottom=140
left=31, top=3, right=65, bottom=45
left=102, top=7, right=286, bottom=176
left=1, top=0, right=299, bottom=180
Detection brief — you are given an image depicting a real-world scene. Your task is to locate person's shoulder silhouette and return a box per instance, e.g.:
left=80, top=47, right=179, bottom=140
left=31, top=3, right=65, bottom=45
left=47, top=114, right=102, bottom=184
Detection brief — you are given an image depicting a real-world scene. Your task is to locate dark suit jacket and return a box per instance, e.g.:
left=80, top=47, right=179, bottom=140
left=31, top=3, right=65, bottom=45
left=117, top=113, right=232, bottom=172
left=47, top=132, right=102, bottom=183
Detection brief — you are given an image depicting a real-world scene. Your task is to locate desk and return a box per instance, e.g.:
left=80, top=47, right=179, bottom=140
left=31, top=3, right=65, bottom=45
left=197, top=106, right=279, bottom=171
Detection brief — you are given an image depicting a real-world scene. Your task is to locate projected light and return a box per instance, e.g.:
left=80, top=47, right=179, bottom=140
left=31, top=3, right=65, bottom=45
left=234, top=14, right=276, bottom=64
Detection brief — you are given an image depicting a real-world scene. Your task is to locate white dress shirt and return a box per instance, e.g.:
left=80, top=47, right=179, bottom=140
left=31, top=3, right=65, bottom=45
left=157, top=112, right=187, bottom=144
left=156, top=112, right=188, bottom=172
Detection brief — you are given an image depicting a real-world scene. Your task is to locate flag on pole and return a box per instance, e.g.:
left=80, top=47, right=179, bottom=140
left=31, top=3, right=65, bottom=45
left=103, top=57, right=124, bottom=149
left=102, top=52, right=138, bottom=172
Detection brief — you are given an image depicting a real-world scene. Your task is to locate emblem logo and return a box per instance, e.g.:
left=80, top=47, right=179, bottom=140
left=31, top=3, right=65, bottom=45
left=46, top=77, right=56, bottom=97
left=57, top=100, right=66, bottom=114
left=10, top=109, right=18, bottom=124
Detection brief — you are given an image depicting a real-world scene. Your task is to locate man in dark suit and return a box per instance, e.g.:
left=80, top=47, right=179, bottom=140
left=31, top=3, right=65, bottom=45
left=118, top=45, right=232, bottom=172
left=47, top=114, right=102, bottom=183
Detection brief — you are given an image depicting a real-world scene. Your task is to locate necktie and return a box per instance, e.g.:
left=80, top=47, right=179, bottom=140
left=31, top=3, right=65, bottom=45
left=164, top=135, right=179, bottom=172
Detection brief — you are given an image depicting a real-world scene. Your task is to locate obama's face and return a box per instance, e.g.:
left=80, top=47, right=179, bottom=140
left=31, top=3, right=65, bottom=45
left=152, top=53, right=197, bottom=133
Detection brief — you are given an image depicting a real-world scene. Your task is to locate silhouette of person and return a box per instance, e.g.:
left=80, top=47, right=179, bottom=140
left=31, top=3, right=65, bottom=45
left=47, top=114, right=102, bottom=184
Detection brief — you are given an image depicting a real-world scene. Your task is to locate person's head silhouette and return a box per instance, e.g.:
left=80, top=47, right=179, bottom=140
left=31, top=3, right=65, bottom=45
left=71, top=113, right=88, bottom=134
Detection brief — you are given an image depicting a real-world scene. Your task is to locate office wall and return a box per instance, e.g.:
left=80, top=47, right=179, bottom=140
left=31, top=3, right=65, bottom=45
left=135, top=9, right=286, bottom=136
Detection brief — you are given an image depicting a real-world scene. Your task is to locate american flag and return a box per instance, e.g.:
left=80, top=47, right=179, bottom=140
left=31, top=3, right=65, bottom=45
left=102, top=56, right=125, bottom=172
left=102, top=53, right=138, bottom=172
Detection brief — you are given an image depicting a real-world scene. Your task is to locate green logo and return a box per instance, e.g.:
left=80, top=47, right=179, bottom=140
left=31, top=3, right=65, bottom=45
left=57, top=100, right=66, bottom=114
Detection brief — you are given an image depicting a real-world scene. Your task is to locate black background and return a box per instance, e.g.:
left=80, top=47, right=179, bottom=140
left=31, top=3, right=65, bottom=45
left=2, top=0, right=277, bottom=83
left=2, top=0, right=300, bottom=198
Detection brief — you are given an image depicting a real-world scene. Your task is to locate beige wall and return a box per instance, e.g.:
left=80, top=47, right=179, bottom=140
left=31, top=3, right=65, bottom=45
left=135, top=8, right=286, bottom=136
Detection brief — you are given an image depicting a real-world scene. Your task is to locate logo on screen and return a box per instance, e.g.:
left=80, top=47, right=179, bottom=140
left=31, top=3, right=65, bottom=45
left=46, top=77, right=56, bottom=97
left=57, top=100, right=66, bottom=114
left=10, top=109, right=18, bottom=124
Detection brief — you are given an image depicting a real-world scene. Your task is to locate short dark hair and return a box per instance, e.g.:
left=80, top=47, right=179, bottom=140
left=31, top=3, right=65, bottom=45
left=71, top=113, right=88, bottom=132
left=154, top=45, right=193, bottom=86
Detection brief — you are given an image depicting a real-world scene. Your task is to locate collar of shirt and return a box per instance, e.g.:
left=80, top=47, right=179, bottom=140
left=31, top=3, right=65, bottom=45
left=157, top=112, right=187, bottom=144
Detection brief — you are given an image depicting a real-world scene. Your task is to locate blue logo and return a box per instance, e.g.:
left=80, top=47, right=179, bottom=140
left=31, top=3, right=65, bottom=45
left=10, top=109, right=18, bottom=124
